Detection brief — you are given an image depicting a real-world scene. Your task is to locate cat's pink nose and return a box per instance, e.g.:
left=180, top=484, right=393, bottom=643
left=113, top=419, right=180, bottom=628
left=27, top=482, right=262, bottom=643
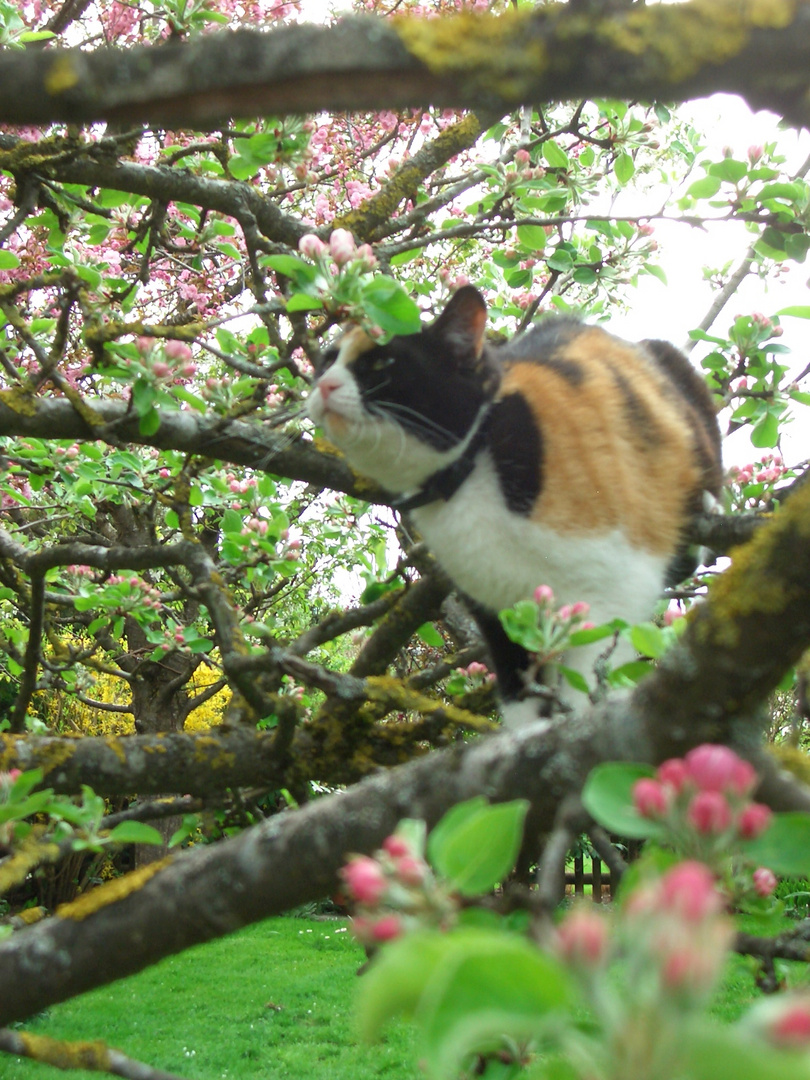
left=316, top=374, right=341, bottom=404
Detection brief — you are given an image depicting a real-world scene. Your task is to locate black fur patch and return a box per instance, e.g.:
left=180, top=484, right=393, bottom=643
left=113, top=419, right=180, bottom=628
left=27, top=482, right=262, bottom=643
left=352, top=339, right=490, bottom=451
left=488, top=393, right=543, bottom=515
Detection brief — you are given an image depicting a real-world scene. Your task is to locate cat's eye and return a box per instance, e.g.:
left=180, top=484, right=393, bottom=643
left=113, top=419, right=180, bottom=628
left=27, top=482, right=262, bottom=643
left=371, top=355, right=396, bottom=372
left=316, top=347, right=338, bottom=375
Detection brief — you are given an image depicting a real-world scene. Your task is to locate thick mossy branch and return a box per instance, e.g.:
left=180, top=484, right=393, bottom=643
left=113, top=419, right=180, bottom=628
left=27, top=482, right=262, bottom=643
left=639, top=478, right=810, bottom=758
left=0, top=1, right=808, bottom=126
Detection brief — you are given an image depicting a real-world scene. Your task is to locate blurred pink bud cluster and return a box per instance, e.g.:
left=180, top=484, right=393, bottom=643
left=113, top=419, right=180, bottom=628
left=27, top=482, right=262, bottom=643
left=533, top=584, right=595, bottom=631
left=624, top=861, right=734, bottom=1000
left=633, top=744, right=777, bottom=900
left=340, top=832, right=457, bottom=946
left=298, top=230, right=377, bottom=271
left=732, top=452, right=787, bottom=486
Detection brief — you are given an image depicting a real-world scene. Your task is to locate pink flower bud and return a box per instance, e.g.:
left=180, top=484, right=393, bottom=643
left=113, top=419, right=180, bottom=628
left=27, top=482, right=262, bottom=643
left=660, top=943, right=718, bottom=996
left=514, top=148, right=531, bottom=165
left=381, top=834, right=412, bottom=859
left=752, top=867, right=778, bottom=897
left=768, top=1001, right=810, bottom=1046
left=569, top=601, right=590, bottom=618
left=370, top=914, right=403, bottom=942
left=656, top=758, right=689, bottom=793
left=152, top=361, right=171, bottom=378
left=356, top=243, right=377, bottom=268
left=340, top=855, right=388, bottom=906
left=533, top=584, right=554, bottom=605
left=658, top=861, right=724, bottom=921
left=299, top=234, right=328, bottom=260
left=687, top=790, right=733, bottom=835
left=329, top=228, right=357, bottom=266
left=737, top=802, right=773, bottom=840
left=394, top=855, right=427, bottom=887
left=556, top=908, right=609, bottom=967
left=164, top=340, right=192, bottom=361
left=558, top=604, right=573, bottom=620
left=684, top=745, right=757, bottom=796
left=633, top=778, right=671, bottom=819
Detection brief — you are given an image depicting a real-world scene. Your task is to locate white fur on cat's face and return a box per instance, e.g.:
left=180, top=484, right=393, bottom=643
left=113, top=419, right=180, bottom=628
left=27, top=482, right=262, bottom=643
left=308, top=331, right=476, bottom=494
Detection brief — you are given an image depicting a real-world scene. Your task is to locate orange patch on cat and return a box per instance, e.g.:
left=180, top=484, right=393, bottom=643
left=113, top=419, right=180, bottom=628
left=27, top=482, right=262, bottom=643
left=500, top=328, right=702, bottom=555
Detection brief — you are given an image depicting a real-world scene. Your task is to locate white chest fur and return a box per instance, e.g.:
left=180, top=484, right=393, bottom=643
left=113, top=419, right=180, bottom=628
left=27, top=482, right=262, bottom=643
left=413, top=451, right=667, bottom=627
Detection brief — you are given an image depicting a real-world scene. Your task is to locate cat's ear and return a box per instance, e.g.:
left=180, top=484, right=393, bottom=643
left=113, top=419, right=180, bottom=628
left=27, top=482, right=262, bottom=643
left=432, top=286, right=487, bottom=359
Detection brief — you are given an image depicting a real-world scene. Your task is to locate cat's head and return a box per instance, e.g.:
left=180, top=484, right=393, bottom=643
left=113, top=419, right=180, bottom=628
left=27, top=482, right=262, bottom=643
left=307, top=286, right=499, bottom=493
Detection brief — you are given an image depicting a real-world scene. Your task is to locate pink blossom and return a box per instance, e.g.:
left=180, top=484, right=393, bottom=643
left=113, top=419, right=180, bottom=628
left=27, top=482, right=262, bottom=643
left=340, top=855, right=388, bottom=906
left=752, top=867, right=778, bottom=897
left=737, top=802, right=773, bottom=839
left=370, top=914, right=403, bottom=942
left=299, top=234, right=327, bottom=260
left=329, top=228, right=357, bottom=266
left=394, top=855, right=427, bottom=887
left=684, top=744, right=757, bottom=796
left=152, top=361, right=171, bottom=379
left=381, top=834, right=412, bottom=859
left=656, top=758, right=689, bottom=793
left=556, top=908, right=609, bottom=967
left=658, top=861, right=724, bottom=921
left=660, top=942, right=718, bottom=996
left=687, top=790, right=733, bottom=835
left=164, top=340, right=192, bottom=362
left=769, top=1001, right=810, bottom=1046
left=533, top=584, right=554, bottom=605
left=514, top=148, right=531, bottom=165
left=569, top=601, right=590, bottom=618
left=633, top=778, right=671, bottom=819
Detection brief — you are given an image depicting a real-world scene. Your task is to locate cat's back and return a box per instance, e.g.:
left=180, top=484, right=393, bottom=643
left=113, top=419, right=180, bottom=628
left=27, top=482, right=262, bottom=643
left=489, top=315, right=722, bottom=556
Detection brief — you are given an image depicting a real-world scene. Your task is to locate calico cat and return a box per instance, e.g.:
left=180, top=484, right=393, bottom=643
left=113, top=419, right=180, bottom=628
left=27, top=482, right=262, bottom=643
left=307, top=286, right=722, bottom=725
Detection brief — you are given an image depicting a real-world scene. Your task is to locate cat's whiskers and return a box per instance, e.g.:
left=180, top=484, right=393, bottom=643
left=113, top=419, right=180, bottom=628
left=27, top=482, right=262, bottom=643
left=367, top=400, right=460, bottom=450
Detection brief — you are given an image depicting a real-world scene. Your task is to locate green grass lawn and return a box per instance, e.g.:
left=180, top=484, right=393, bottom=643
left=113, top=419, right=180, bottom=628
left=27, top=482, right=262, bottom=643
left=4, top=918, right=417, bottom=1080
left=4, top=914, right=807, bottom=1080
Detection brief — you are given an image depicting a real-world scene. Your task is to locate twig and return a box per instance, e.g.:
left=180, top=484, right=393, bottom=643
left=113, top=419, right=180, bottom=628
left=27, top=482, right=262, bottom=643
left=0, top=1028, right=191, bottom=1080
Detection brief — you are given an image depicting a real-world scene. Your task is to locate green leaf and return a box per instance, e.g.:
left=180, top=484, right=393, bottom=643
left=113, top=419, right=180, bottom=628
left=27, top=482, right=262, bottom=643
left=357, top=930, right=456, bottom=1039
left=138, top=407, right=161, bottom=437
left=516, top=224, right=548, bottom=252
left=750, top=410, right=780, bottom=448
left=708, top=158, right=749, bottom=184
left=568, top=623, right=618, bottom=647
left=427, top=798, right=529, bottom=896
left=264, top=254, right=317, bottom=286
left=418, top=932, right=573, bottom=1080
left=614, top=152, right=635, bottom=186
left=684, top=1022, right=810, bottom=1080
left=416, top=622, right=444, bottom=648
left=643, top=263, right=668, bottom=285
left=107, top=822, right=165, bottom=845
left=132, top=378, right=157, bottom=418
left=286, top=293, right=323, bottom=312
left=558, top=666, right=589, bottom=694
left=542, top=141, right=569, bottom=169
left=0, top=250, right=20, bottom=269
left=687, top=176, right=722, bottom=199
left=581, top=761, right=664, bottom=839
left=776, top=305, right=810, bottom=319
left=361, top=278, right=422, bottom=335
left=499, top=600, right=544, bottom=652
left=609, top=660, right=654, bottom=687
left=629, top=621, right=667, bottom=659
left=740, top=812, right=810, bottom=875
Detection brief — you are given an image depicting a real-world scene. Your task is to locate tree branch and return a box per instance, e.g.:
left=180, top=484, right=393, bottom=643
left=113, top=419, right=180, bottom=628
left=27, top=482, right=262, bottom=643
left=1, top=3, right=809, bottom=127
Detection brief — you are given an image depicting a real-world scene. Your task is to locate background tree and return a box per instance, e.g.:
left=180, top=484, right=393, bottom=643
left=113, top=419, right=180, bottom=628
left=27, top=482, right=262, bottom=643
left=3, top=0, right=810, bottom=1069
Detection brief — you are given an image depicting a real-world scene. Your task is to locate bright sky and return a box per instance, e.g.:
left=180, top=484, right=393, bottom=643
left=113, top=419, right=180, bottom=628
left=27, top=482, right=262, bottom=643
left=607, top=94, right=810, bottom=466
